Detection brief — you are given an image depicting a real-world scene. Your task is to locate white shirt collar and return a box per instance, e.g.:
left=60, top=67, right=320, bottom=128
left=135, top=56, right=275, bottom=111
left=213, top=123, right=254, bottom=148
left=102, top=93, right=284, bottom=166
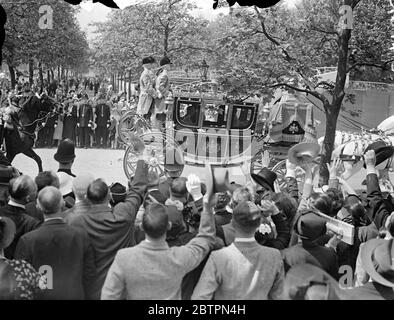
left=8, top=200, right=25, bottom=209
left=234, top=237, right=256, bottom=243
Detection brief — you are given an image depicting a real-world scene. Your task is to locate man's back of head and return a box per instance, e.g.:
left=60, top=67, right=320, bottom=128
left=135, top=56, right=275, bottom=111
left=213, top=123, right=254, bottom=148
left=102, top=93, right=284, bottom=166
left=87, top=179, right=109, bottom=204
left=142, top=203, right=169, bottom=240
left=233, top=201, right=261, bottom=235
left=231, top=187, right=252, bottom=208
left=73, top=173, right=95, bottom=201
left=170, top=178, right=188, bottom=202
left=9, top=175, right=37, bottom=204
left=38, top=186, right=64, bottom=217
left=35, top=171, right=60, bottom=193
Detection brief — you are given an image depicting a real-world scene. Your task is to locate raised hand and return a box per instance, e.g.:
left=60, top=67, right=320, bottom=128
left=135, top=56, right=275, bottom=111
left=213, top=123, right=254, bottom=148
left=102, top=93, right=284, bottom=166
left=261, top=150, right=270, bottom=168
left=364, top=150, right=376, bottom=168
left=259, top=200, right=280, bottom=218
left=326, top=158, right=342, bottom=179
left=186, top=174, right=202, bottom=201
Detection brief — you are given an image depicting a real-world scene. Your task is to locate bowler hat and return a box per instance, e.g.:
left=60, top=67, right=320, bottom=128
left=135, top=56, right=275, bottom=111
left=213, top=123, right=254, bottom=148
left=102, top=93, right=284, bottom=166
left=294, top=209, right=327, bottom=241
left=54, top=139, right=76, bottom=163
left=109, top=182, right=127, bottom=204
left=251, top=167, right=277, bottom=192
left=142, top=56, right=156, bottom=65
left=360, top=238, right=394, bottom=288
left=160, top=57, right=172, bottom=66
left=288, top=142, right=320, bottom=166
left=0, top=216, right=16, bottom=250
left=363, top=140, right=394, bottom=168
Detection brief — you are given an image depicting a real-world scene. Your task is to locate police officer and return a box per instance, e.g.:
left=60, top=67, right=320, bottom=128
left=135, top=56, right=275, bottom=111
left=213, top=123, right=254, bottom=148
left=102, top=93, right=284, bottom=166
left=77, top=94, right=93, bottom=149
left=93, top=93, right=111, bottom=148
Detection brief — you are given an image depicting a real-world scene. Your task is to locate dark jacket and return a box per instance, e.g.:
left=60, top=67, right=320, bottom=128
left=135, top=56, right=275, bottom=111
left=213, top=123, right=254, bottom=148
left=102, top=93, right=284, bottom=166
left=67, top=160, right=148, bottom=299
left=0, top=204, right=40, bottom=259
left=281, top=241, right=339, bottom=280
left=344, top=281, right=394, bottom=300
left=214, top=209, right=232, bottom=227
left=259, top=212, right=291, bottom=250
left=14, top=219, right=96, bottom=300
left=94, top=101, right=111, bottom=127
left=77, top=103, right=93, bottom=127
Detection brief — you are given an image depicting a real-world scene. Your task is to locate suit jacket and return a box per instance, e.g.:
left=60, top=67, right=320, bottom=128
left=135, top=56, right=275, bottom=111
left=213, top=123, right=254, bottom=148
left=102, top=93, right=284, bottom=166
left=154, top=69, right=170, bottom=113
left=63, top=200, right=92, bottom=223
left=137, top=69, right=156, bottom=115
left=192, top=241, right=284, bottom=300
left=281, top=242, right=339, bottom=280
left=68, top=160, right=148, bottom=299
left=15, top=219, right=96, bottom=300
left=366, top=173, right=391, bottom=229
left=0, top=204, right=40, bottom=259
left=77, top=102, right=93, bottom=127
left=344, top=281, right=394, bottom=300
left=94, top=100, right=111, bottom=127
left=101, top=203, right=216, bottom=300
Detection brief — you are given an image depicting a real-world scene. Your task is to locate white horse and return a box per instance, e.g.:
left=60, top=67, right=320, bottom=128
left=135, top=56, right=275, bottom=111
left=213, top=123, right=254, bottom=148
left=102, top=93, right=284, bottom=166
left=317, top=116, right=394, bottom=189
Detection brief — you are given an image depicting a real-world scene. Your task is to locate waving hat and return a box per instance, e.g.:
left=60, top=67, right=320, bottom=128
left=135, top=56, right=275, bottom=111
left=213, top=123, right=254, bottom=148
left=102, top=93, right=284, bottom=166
left=363, top=140, right=394, bottom=169
left=251, top=167, right=277, bottom=192
left=288, top=142, right=320, bottom=166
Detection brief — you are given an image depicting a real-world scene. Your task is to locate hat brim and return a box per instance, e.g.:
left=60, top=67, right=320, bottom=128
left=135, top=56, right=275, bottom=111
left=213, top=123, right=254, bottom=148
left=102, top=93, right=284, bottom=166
left=54, top=154, right=76, bottom=163
left=360, top=239, right=394, bottom=288
left=251, top=173, right=274, bottom=192
left=363, top=146, right=394, bottom=168
left=0, top=217, right=16, bottom=249
left=288, top=143, right=320, bottom=165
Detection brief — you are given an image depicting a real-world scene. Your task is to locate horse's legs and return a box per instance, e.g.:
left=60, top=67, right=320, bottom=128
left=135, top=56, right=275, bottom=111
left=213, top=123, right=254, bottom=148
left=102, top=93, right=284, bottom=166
left=23, top=148, right=43, bottom=172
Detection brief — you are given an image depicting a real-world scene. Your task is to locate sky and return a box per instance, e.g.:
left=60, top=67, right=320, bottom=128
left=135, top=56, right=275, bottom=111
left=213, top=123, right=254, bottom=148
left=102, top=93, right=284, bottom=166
left=76, top=0, right=300, bottom=41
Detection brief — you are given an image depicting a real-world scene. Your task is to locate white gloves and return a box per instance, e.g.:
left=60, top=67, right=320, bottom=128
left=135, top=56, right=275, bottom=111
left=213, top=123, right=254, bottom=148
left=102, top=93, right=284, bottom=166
left=186, top=174, right=203, bottom=201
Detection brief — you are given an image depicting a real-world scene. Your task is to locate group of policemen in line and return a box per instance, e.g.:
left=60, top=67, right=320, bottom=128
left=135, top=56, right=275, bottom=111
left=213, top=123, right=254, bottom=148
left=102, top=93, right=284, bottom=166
left=0, top=79, right=134, bottom=150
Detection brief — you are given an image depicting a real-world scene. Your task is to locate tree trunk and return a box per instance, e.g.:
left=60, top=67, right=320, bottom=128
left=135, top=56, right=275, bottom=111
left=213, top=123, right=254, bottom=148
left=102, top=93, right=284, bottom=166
left=50, top=69, right=54, bottom=82
left=47, top=69, right=50, bottom=83
left=57, top=65, right=60, bottom=80
left=28, top=58, right=34, bottom=86
left=319, top=4, right=353, bottom=185
left=8, top=65, right=16, bottom=89
left=38, top=61, right=44, bottom=90
left=163, top=25, right=169, bottom=57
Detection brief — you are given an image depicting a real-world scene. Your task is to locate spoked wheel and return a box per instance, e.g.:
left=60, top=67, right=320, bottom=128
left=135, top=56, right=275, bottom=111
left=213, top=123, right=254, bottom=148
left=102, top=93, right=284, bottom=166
left=118, top=111, right=151, bottom=145
left=123, top=131, right=184, bottom=180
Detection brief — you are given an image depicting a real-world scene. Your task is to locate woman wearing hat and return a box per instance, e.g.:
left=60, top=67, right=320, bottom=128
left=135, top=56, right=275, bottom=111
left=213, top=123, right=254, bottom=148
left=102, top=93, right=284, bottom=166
left=0, top=217, right=42, bottom=299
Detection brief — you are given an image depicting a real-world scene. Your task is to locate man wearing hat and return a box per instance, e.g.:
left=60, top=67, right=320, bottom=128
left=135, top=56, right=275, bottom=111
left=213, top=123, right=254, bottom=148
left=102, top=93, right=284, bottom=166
left=345, top=238, right=394, bottom=299
left=251, top=167, right=277, bottom=201
left=77, top=94, right=93, bottom=149
left=53, top=139, right=77, bottom=207
left=137, top=56, right=157, bottom=121
left=192, top=201, right=285, bottom=300
left=281, top=209, right=339, bottom=279
left=93, top=92, right=111, bottom=148
left=154, top=57, right=172, bottom=131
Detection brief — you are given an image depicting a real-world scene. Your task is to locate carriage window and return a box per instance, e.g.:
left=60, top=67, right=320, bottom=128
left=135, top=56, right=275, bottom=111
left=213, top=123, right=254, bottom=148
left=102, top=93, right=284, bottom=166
left=231, top=106, right=254, bottom=130
left=177, top=101, right=201, bottom=127
left=202, top=104, right=228, bottom=129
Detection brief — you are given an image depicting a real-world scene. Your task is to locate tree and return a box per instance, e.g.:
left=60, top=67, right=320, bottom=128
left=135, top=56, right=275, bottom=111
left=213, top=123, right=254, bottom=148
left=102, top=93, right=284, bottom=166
left=91, top=0, right=212, bottom=78
left=209, top=0, right=394, bottom=184
left=1, top=0, right=89, bottom=87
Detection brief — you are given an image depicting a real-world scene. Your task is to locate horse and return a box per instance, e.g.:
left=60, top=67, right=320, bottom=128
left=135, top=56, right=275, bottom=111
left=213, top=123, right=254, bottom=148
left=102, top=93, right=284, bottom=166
left=318, top=127, right=394, bottom=188
left=4, top=94, right=56, bottom=172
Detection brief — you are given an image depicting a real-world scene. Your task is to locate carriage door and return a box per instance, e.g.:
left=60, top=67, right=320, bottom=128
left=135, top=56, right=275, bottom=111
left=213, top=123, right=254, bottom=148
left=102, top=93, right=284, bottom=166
left=195, top=102, right=230, bottom=164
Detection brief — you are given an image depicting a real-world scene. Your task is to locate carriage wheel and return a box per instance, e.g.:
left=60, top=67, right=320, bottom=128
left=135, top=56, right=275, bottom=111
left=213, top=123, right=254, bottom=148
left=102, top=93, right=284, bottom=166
left=123, top=131, right=184, bottom=180
left=118, top=111, right=151, bottom=145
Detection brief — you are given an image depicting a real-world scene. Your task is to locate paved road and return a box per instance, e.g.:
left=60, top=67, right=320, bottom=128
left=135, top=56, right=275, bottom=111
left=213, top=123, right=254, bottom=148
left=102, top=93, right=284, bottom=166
left=11, top=146, right=388, bottom=193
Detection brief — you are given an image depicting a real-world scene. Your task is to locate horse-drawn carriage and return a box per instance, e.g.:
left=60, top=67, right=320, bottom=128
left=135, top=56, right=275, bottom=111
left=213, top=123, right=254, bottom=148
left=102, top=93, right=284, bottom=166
left=119, top=83, right=319, bottom=187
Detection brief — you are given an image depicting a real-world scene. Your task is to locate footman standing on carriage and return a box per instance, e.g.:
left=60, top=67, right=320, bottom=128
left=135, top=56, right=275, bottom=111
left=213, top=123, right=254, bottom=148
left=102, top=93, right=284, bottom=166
left=77, top=94, right=93, bottom=149
left=137, top=56, right=157, bottom=123
left=154, top=57, right=172, bottom=132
